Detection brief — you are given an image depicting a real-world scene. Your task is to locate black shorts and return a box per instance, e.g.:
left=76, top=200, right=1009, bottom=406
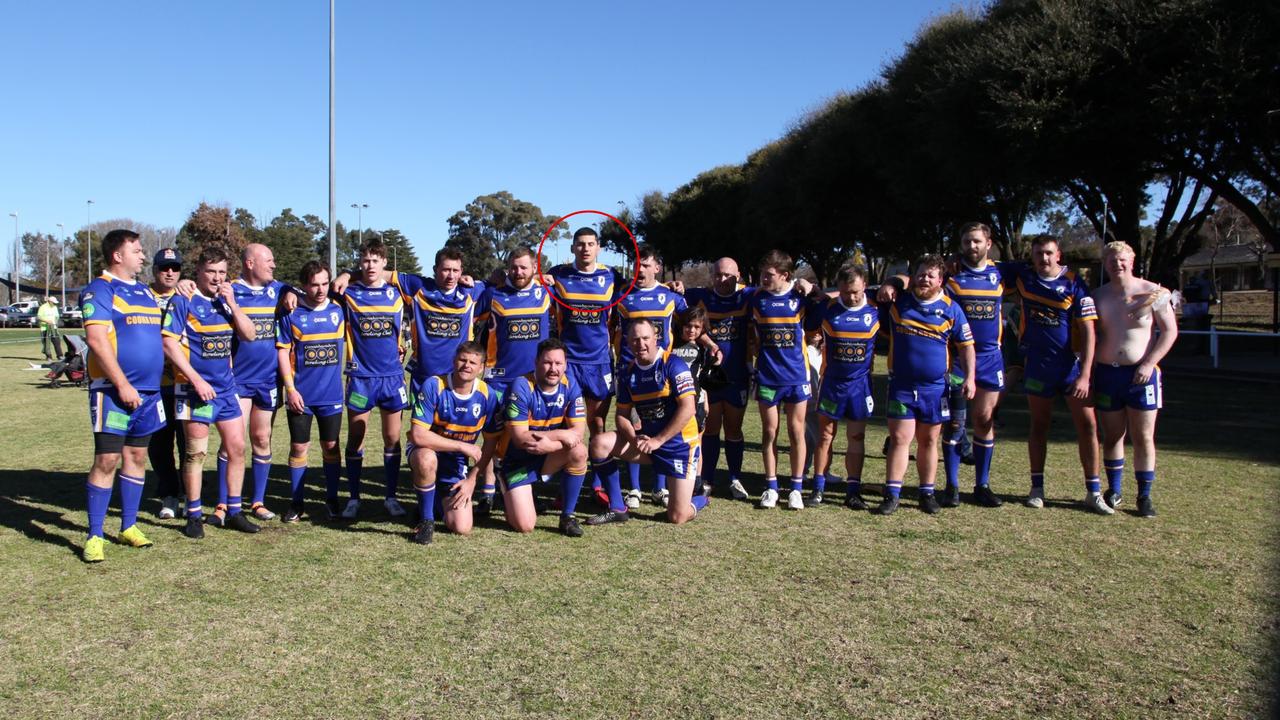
left=94, top=432, right=152, bottom=455
left=287, top=410, right=342, bottom=444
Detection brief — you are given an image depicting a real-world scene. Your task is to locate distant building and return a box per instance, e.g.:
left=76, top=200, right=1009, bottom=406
left=1180, top=242, right=1278, bottom=291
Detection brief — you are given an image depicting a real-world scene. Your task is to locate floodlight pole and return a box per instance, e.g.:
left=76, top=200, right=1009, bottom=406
left=56, top=223, right=65, bottom=306
left=8, top=212, right=17, bottom=304
left=86, top=200, right=94, bottom=284
left=328, top=0, right=337, bottom=278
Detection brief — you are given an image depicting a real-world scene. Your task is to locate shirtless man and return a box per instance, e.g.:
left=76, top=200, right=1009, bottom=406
left=1091, top=241, right=1177, bottom=517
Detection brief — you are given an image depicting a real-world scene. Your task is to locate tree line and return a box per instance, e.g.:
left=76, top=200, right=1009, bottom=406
left=16, top=202, right=423, bottom=292
left=609, top=0, right=1277, bottom=286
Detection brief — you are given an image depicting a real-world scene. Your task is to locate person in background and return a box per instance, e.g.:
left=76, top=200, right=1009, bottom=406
left=38, top=296, right=63, bottom=361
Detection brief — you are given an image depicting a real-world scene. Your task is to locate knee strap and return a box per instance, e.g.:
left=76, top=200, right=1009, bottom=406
left=182, top=435, right=209, bottom=469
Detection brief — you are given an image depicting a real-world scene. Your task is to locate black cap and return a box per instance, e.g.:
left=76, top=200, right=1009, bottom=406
left=153, top=247, right=182, bottom=269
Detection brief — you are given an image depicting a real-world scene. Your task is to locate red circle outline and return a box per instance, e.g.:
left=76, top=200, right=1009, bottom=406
left=536, top=209, right=639, bottom=314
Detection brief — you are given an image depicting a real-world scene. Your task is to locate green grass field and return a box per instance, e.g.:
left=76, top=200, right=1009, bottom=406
left=0, top=329, right=1277, bottom=719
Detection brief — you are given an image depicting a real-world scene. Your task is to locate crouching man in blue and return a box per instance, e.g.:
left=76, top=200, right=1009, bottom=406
left=406, top=341, right=502, bottom=545
left=588, top=318, right=707, bottom=526
left=499, top=338, right=591, bottom=537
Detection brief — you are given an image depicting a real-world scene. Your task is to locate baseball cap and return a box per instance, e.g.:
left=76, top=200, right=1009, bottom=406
left=153, top=247, right=182, bottom=269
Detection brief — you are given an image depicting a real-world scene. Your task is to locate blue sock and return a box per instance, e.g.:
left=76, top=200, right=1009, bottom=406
left=920, top=482, right=935, bottom=496
left=416, top=484, right=436, bottom=523
left=289, top=461, right=307, bottom=505
left=383, top=447, right=400, bottom=498
left=1085, top=476, right=1101, bottom=494
left=1104, top=458, right=1125, bottom=495
left=227, top=495, right=242, bottom=516
left=482, top=482, right=496, bottom=499
left=1030, top=472, right=1044, bottom=490
left=943, top=439, right=961, bottom=489
left=251, top=454, right=271, bottom=505
left=973, top=438, right=994, bottom=488
left=1136, top=470, right=1154, bottom=499
left=593, top=459, right=625, bottom=512
left=118, top=473, right=145, bottom=531
left=725, top=439, right=744, bottom=480
left=846, top=476, right=861, bottom=498
left=813, top=474, right=826, bottom=493
left=701, top=435, right=721, bottom=486
left=627, top=462, right=641, bottom=492
left=790, top=476, right=803, bottom=492
left=345, top=451, right=364, bottom=500
left=86, top=482, right=111, bottom=538
left=691, top=495, right=709, bottom=512
left=217, top=453, right=229, bottom=507
left=186, top=499, right=203, bottom=521
left=886, top=480, right=902, bottom=499
left=323, top=461, right=341, bottom=502
left=655, top=474, right=667, bottom=492
left=561, top=472, right=585, bottom=517
left=766, top=477, right=779, bottom=492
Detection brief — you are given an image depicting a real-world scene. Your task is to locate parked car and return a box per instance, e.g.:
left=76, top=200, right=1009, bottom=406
left=61, top=305, right=83, bottom=328
left=7, top=300, right=41, bottom=314
left=8, top=310, right=39, bottom=328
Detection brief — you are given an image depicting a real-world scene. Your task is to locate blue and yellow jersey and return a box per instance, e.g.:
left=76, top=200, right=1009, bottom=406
left=153, top=287, right=179, bottom=389
left=501, top=373, right=586, bottom=467
left=616, top=355, right=700, bottom=447
left=230, top=279, right=287, bottom=388
left=615, top=284, right=687, bottom=366
left=80, top=272, right=164, bottom=391
left=276, top=300, right=346, bottom=406
left=547, top=264, right=622, bottom=365
left=945, top=260, right=1007, bottom=355
left=410, top=374, right=501, bottom=442
left=162, top=293, right=238, bottom=393
left=475, top=282, right=551, bottom=382
left=686, top=286, right=754, bottom=384
left=339, top=281, right=405, bottom=379
left=1002, top=263, right=1097, bottom=361
left=808, top=297, right=878, bottom=383
left=879, top=292, right=973, bottom=385
left=392, top=272, right=484, bottom=381
left=750, top=285, right=814, bottom=387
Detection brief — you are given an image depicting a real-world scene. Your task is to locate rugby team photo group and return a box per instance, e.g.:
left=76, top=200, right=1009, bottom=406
left=75, top=220, right=1175, bottom=562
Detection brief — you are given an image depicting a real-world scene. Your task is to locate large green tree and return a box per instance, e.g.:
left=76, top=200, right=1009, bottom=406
left=265, top=209, right=322, bottom=285
left=444, top=192, right=564, bottom=279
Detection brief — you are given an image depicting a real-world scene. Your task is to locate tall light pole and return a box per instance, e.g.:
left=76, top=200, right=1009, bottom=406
left=327, top=0, right=337, bottom=278
left=56, top=223, right=65, bottom=306
left=44, top=225, right=50, bottom=298
left=8, top=212, right=17, bottom=304
left=86, top=200, right=95, bottom=284
left=351, top=203, right=367, bottom=246
left=375, top=230, right=393, bottom=271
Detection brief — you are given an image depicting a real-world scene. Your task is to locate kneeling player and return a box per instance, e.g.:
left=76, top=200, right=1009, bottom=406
left=162, top=246, right=260, bottom=537
left=878, top=255, right=975, bottom=514
left=406, top=342, right=501, bottom=544
left=589, top=319, right=707, bottom=526
left=277, top=261, right=348, bottom=522
left=500, top=338, right=590, bottom=537
left=808, top=265, right=878, bottom=509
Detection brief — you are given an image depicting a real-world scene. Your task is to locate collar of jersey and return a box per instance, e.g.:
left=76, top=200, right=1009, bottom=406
left=103, top=270, right=138, bottom=286
left=447, top=373, right=479, bottom=398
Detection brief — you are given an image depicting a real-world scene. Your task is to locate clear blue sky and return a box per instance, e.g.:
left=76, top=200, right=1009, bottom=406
left=1, top=0, right=957, bottom=267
